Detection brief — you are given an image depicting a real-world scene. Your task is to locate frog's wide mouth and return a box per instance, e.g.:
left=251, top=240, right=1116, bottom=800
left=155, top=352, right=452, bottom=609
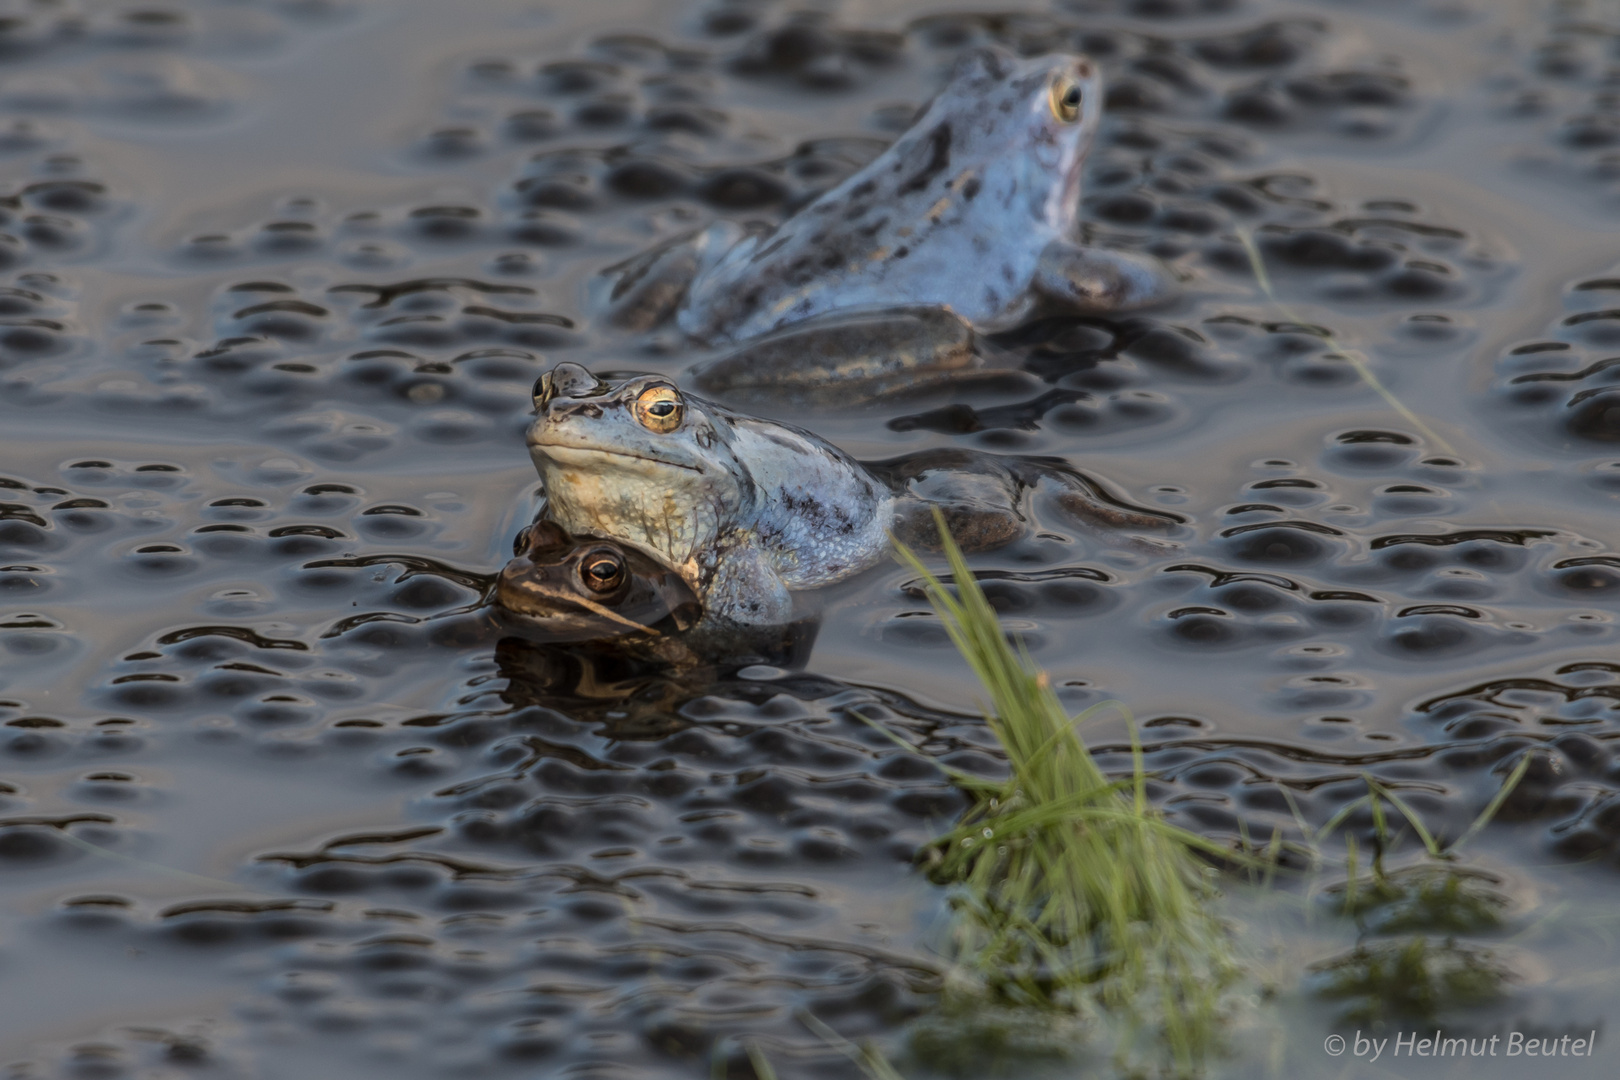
left=528, top=441, right=703, bottom=473
left=492, top=593, right=653, bottom=638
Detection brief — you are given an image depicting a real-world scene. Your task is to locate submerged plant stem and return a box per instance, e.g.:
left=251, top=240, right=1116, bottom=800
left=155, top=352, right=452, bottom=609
left=55, top=829, right=258, bottom=894
left=1236, top=229, right=1456, bottom=456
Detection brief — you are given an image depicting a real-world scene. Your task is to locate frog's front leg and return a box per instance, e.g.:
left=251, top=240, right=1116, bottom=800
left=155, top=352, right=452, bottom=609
left=701, top=545, right=795, bottom=626
left=594, top=221, right=746, bottom=332
left=1033, top=239, right=1178, bottom=314
left=686, top=304, right=990, bottom=406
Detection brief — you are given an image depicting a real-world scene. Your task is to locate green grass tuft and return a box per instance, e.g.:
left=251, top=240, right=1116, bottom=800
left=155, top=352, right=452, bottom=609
left=894, top=513, right=1244, bottom=1075
left=862, top=516, right=1533, bottom=1076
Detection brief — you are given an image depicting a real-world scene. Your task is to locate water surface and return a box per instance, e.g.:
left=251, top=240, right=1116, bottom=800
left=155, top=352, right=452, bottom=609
left=4, top=0, right=1620, bottom=1075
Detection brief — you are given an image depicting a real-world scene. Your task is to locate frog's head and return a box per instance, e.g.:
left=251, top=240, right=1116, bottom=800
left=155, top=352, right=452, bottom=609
left=495, top=520, right=703, bottom=639
left=921, top=47, right=1102, bottom=235
left=525, top=363, right=746, bottom=561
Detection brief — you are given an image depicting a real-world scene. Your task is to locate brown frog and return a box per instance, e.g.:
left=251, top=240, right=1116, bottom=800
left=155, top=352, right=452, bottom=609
left=495, top=520, right=702, bottom=641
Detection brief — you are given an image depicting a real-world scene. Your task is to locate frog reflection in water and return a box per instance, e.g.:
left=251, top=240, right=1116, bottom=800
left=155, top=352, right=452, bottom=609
left=600, top=47, right=1175, bottom=400
left=525, top=363, right=1178, bottom=627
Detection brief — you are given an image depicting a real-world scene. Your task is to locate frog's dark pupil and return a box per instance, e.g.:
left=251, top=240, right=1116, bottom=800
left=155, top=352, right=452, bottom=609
left=649, top=401, right=675, bottom=417
left=1064, top=87, right=1081, bottom=108
left=582, top=556, right=623, bottom=592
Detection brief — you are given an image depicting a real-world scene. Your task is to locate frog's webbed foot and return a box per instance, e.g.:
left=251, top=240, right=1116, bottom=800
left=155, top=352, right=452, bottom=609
left=594, top=221, right=745, bottom=332
left=1034, top=240, right=1178, bottom=314
left=876, top=450, right=1027, bottom=553
left=686, top=305, right=996, bottom=406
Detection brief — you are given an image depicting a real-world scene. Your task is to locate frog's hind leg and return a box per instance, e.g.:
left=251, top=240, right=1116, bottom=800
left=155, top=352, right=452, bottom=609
left=877, top=450, right=1027, bottom=553
left=893, top=498, right=1025, bottom=553
left=1034, top=239, right=1178, bottom=314
left=594, top=221, right=745, bottom=332
left=686, top=304, right=992, bottom=406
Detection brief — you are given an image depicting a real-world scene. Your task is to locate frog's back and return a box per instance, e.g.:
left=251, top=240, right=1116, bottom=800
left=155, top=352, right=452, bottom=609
left=678, top=49, right=1098, bottom=344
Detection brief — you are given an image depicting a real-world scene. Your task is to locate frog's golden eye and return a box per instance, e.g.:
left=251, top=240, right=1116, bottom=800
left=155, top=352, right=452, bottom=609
left=633, top=385, right=683, bottom=434
left=580, top=551, right=626, bottom=594
left=1049, top=77, right=1083, bottom=124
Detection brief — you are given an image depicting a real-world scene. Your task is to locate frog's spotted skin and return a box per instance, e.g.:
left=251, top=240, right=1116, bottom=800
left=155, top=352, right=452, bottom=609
left=526, top=363, right=895, bottom=625
left=654, top=47, right=1169, bottom=350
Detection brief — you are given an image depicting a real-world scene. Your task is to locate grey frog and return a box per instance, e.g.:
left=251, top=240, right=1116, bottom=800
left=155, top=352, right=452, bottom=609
left=525, top=364, right=1180, bottom=625
left=600, top=47, right=1174, bottom=398
left=527, top=363, right=895, bottom=625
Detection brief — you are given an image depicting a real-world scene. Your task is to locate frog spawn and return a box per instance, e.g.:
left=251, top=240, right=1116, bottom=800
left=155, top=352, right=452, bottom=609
left=15, top=573, right=1580, bottom=1080
left=99, top=277, right=577, bottom=459
left=1488, top=0, right=1620, bottom=210
left=16, top=598, right=1605, bottom=1079
left=875, top=432, right=1620, bottom=692
left=21, top=644, right=981, bottom=1078
left=883, top=523, right=1613, bottom=666
left=173, top=195, right=581, bottom=270
left=0, top=460, right=502, bottom=699
left=0, top=2, right=346, bottom=135
left=1491, top=266, right=1620, bottom=451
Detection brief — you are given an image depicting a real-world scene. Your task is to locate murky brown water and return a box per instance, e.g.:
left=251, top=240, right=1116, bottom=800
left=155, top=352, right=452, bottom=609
left=4, top=0, right=1620, bottom=1076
